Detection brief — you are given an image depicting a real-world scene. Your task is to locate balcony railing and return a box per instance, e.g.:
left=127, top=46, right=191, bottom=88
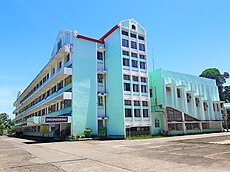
left=14, top=43, right=72, bottom=107
left=15, top=84, right=72, bottom=118
left=14, top=67, right=72, bottom=113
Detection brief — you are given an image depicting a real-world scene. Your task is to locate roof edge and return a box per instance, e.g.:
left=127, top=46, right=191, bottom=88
left=77, top=35, right=104, bottom=44
left=99, top=25, right=119, bottom=41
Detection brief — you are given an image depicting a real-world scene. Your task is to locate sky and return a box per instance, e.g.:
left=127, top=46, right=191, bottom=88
left=0, top=0, right=230, bottom=119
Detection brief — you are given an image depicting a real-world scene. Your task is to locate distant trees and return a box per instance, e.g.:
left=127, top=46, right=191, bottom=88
left=0, top=113, right=14, bottom=135
left=199, top=68, right=230, bottom=102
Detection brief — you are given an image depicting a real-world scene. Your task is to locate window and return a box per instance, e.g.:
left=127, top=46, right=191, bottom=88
left=123, top=75, right=130, bottom=80
left=133, top=84, right=139, bottom=92
left=166, top=107, right=183, bottom=121
left=184, top=113, right=199, bottom=121
left=46, top=73, right=49, bottom=80
left=122, top=39, right=129, bottom=47
left=52, top=67, right=55, bottom=75
left=138, top=35, right=145, bottom=41
left=58, top=61, right=62, bottom=69
left=64, top=100, right=71, bottom=108
left=202, top=123, right=209, bottom=129
left=130, top=33, right=137, bottom=38
left=150, top=88, right=153, bottom=97
left=203, top=102, right=208, bottom=111
left=185, top=123, right=200, bottom=130
left=140, top=62, right=146, bottom=69
left=143, top=109, right=149, bottom=117
left=213, top=103, right=216, bottom=111
left=132, top=76, right=139, bottom=82
left=125, top=108, right=132, bottom=117
left=139, top=43, right=145, bottom=51
left=141, top=85, right=147, bottom=93
left=98, top=96, right=103, bottom=106
left=122, top=30, right=128, bottom=36
left=131, top=41, right=137, bottom=49
left=131, top=25, right=136, bottom=30
left=132, top=60, right=138, bottom=68
left=155, top=119, right=160, bottom=127
left=98, top=74, right=103, bottom=84
left=142, top=101, right=148, bottom=106
left=166, top=86, right=171, bottom=92
left=134, top=101, right=140, bottom=106
left=195, top=97, right=200, bottom=107
left=177, top=88, right=181, bottom=98
left=42, top=76, right=46, bottom=83
left=57, top=81, right=63, bottom=91
left=97, top=52, right=103, bottom=60
left=168, top=123, right=183, bottom=131
left=131, top=53, right=137, bottom=58
left=141, top=77, right=147, bottom=83
left=47, top=90, right=50, bottom=97
left=65, top=75, right=72, bottom=86
left=123, top=58, right=130, bottom=67
left=42, top=93, right=46, bottom=100
left=139, top=54, right=145, bottom=59
left=124, top=100, right=131, bottom=106
left=216, top=103, right=220, bottom=111
left=187, top=93, right=191, bottom=103
left=122, top=51, right=129, bottom=56
left=124, top=83, right=131, bottom=91
left=51, top=85, right=56, bottom=94
left=65, top=54, right=70, bottom=63
left=134, top=109, right=141, bottom=117
left=57, top=39, right=62, bottom=51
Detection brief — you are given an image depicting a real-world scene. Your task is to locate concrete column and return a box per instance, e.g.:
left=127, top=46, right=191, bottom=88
left=182, top=123, right=186, bottom=134
left=199, top=122, right=203, bottom=133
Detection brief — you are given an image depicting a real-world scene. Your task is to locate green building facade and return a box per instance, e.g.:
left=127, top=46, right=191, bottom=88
left=149, top=69, right=223, bottom=135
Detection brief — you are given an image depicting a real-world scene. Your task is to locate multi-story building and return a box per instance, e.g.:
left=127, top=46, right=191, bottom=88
left=13, top=19, right=151, bottom=138
left=149, top=69, right=224, bottom=135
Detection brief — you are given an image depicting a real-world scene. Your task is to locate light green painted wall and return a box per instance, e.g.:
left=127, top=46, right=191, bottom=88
left=148, top=69, right=164, bottom=111
left=104, top=28, right=125, bottom=138
left=149, top=68, right=222, bottom=121
left=152, top=112, right=166, bottom=135
left=72, top=38, right=97, bottom=136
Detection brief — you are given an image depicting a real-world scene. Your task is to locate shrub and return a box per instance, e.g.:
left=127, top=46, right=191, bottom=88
left=80, top=134, right=85, bottom=138
left=98, top=126, right=107, bottom=133
left=91, top=134, right=97, bottom=138
left=84, top=128, right=92, bottom=133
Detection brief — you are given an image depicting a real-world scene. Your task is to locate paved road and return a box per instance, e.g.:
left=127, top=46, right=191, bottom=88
left=1, top=132, right=230, bottom=172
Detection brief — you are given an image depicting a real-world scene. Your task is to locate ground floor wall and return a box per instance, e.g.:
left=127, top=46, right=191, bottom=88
left=151, top=111, right=223, bottom=135
left=14, top=123, right=71, bottom=138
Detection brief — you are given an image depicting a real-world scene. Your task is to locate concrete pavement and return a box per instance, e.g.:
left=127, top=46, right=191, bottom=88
left=1, top=132, right=230, bottom=172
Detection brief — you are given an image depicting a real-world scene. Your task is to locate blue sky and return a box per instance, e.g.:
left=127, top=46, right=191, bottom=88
left=0, top=0, right=230, bottom=119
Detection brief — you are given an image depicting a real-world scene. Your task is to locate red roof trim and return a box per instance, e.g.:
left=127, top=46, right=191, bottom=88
left=99, top=25, right=119, bottom=41
left=77, top=35, right=104, bottom=44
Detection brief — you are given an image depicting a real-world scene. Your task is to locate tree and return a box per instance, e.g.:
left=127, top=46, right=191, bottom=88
left=0, top=113, right=8, bottom=125
left=0, top=113, right=14, bottom=135
left=223, top=86, right=230, bottom=102
left=199, top=68, right=229, bottom=101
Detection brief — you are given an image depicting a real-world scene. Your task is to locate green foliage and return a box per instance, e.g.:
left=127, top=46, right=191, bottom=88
left=0, top=113, right=14, bottom=135
left=200, top=68, right=230, bottom=101
left=91, top=134, right=97, bottom=138
left=84, top=128, right=92, bottom=134
left=223, top=86, right=230, bottom=102
left=127, top=135, right=164, bottom=140
left=0, top=123, right=4, bottom=130
left=0, top=113, right=8, bottom=125
left=80, top=134, right=85, bottom=138
left=98, top=126, right=107, bottom=134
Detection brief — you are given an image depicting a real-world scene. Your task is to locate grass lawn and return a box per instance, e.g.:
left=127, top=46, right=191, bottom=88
left=127, top=135, right=164, bottom=140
